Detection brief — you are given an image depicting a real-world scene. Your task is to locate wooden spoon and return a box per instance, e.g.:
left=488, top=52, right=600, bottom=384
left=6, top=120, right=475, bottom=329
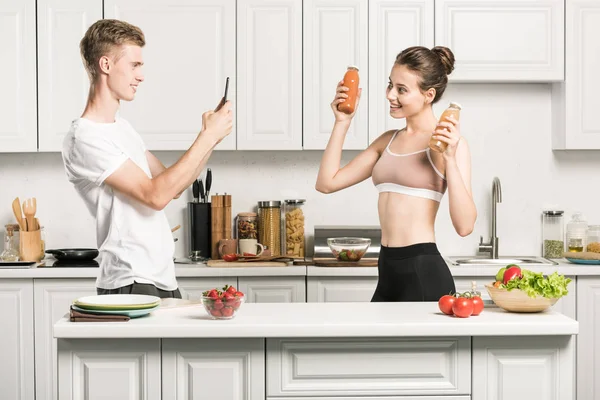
left=12, top=197, right=24, bottom=231
left=22, top=198, right=37, bottom=231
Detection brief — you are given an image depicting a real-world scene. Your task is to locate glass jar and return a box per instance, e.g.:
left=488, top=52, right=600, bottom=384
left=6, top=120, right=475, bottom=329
left=587, top=225, right=600, bottom=253
left=236, top=212, right=258, bottom=240
left=283, top=199, right=306, bottom=260
left=542, top=210, right=564, bottom=258
left=258, top=201, right=281, bottom=256
left=566, top=212, right=588, bottom=252
left=1, top=224, right=20, bottom=261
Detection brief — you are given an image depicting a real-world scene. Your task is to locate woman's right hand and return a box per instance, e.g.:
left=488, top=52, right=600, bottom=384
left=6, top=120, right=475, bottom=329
left=330, top=80, right=361, bottom=122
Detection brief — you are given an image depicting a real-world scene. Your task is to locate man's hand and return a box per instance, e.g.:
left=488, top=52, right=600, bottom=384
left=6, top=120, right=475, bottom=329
left=202, top=100, right=233, bottom=144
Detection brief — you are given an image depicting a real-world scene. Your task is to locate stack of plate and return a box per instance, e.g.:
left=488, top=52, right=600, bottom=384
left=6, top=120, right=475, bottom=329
left=72, top=294, right=161, bottom=318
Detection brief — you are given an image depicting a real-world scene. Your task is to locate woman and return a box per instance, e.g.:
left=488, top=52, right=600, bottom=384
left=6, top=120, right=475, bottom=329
left=315, top=46, right=477, bottom=302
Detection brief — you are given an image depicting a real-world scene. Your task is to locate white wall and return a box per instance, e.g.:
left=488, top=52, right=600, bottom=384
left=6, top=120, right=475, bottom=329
left=1, top=83, right=598, bottom=259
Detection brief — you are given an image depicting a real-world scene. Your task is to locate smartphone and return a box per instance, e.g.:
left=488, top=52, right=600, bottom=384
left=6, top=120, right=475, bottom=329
left=215, top=76, right=230, bottom=112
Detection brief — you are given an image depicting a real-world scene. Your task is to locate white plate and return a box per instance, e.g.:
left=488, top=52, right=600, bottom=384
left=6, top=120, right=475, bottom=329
left=72, top=304, right=159, bottom=318
left=74, top=294, right=161, bottom=311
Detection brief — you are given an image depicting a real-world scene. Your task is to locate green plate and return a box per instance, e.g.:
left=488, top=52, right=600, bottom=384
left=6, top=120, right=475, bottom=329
left=72, top=304, right=159, bottom=318
left=73, top=294, right=161, bottom=311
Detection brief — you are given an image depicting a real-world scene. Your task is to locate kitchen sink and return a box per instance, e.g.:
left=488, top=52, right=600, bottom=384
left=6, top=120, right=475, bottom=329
left=447, top=256, right=557, bottom=266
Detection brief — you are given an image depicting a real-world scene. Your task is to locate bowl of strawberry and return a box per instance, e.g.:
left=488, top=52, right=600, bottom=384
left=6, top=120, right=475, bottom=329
left=201, top=285, right=245, bottom=319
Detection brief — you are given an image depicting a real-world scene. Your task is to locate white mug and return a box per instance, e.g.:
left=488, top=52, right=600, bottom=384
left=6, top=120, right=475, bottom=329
left=239, top=239, right=264, bottom=256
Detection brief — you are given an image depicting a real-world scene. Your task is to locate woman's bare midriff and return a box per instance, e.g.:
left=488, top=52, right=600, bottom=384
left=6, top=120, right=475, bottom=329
left=377, top=191, right=440, bottom=247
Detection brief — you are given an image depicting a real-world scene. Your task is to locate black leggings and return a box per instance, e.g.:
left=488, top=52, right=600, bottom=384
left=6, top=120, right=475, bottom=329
left=371, top=243, right=456, bottom=302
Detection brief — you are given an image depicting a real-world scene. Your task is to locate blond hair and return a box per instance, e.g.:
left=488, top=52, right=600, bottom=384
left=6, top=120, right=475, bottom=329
left=80, top=19, right=145, bottom=82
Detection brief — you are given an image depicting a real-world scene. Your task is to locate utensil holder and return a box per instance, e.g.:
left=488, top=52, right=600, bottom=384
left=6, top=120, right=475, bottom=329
left=19, top=229, right=43, bottom=262
left=188, top=202, right=211, bottom=260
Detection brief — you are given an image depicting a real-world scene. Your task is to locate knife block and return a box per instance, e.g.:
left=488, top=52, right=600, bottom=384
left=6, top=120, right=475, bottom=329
left=188, top=202, right=211, bottom=260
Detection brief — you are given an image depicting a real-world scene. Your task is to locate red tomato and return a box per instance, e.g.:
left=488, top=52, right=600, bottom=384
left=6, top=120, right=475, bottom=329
left=438, top=295, right=457, bottom=315
left=471, top=296, right=484, bottom=316
left=222, top=253, right=239, bottom=262
left=502, top=266, right=522, bottom=285
left=452, top=297, right=474, bottom=318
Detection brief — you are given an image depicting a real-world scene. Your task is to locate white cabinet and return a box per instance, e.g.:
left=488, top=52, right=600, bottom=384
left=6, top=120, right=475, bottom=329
left=0, top=280, right=35, bottom=400
left=368, top=0, right=433, bottom=144
left=473, top=336, right=574, bottom=400
left=177, top=277, right=237, bottom=300
left=237, top=276, right=306, bottom=303
left=435, top=0, right=564, bottom=82
left=37, top=0, right=102, bottom=152
left=33, top=279, right=97, bottom=400
left=576, top=277, right=600, bottom=400
left=552, top=0, right=600, bottom=150
left=237, top=0, right=302, bottom=150
left=267, top=337, right=471, bottom=397
left=307, top=276, right=378, bottom=302
left=303, top=0, right=368, bottom=150
left=162, top=338, right=265, bottom=399
left=105, top=0, right=236, bottom=151
left=57, top=339, right=161, bottom=400
left=0, top=0, right=37, bottom=152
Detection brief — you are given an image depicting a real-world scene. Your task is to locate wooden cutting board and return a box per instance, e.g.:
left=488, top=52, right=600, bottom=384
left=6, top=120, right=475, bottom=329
left=206, top=259, right=290, bottom=267
left=310, top=258, right=378, bottom=267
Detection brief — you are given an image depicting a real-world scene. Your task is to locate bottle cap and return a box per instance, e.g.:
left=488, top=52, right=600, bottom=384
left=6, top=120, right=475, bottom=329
left=347, top=65, right=359, bottom=71
left=449, top=101, right=462, bottom=109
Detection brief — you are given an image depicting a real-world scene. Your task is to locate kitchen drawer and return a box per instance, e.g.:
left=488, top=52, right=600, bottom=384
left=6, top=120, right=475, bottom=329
left=267, top=337, right=471, bottom=397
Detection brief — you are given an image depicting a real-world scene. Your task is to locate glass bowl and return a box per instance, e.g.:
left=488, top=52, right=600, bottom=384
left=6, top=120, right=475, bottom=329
left=327, top=237, right=371, bottom=261
left=201, top=294, right=245, bottom=319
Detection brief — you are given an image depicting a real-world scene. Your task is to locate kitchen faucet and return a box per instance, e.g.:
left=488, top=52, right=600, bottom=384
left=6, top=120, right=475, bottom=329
left=478, top=177, right=502, bottom=259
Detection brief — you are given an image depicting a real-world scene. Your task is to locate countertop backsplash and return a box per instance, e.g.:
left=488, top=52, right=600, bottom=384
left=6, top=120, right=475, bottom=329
left=2, top=83, right=600, bottom=259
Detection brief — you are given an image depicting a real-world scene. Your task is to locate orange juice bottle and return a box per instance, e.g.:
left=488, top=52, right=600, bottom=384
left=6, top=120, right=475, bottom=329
left=429, top=102, right=462, bottom=153
left=337, top=66, right=360, bottom=114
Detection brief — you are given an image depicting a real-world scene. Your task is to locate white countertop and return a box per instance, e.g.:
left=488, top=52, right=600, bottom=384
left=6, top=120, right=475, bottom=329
left=2, top=258, right=599, bottom=279
left=54, top=301, right=578, bottom=339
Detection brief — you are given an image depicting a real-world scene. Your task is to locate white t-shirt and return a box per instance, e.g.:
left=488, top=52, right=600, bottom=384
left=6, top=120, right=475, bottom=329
left=62, top=117, right=177, bottom=291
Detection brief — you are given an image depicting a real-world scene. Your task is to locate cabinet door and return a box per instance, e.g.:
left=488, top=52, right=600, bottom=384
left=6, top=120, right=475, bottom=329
left=0, top=280, right=35, bottom=400
left=307, top=276, right=377, bottom=302
left=368, top=0, right=433, bottom=144
left=237, top=0, right=302, bottom=150
left=58, top=339, right=161, bottom=400
left=162, top=338, right=264, bottom=400
left=552, top=0, right=600, bottom=150
left=303, top=0, right=368, bottom=150
left=435, top=0, right=564, bottom=82
left=177, top=277, right=237, bottom=300
left=0, top=0, right=37, bottom=152
left=37, top=0, right=102, bottom=152
left=34, top=279, right=97, bottom=400
left=576, top=277, right=600, bottom=400
left=237, top=276, right=306, bottom=303
left=105, top=0, right=236, bottom=150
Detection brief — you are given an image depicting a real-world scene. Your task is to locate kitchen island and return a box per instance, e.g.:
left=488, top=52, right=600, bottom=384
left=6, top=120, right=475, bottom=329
left=54, top=302, right=577, bottom=400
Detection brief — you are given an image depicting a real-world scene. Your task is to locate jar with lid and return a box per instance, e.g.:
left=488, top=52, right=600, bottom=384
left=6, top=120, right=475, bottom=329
left=1, top=224, right=20, bottom=261
left=542, top=210, right=564, bottom=258
left=258, top=201, right=282, bottom=256
left=283, top=199, right=306, bottom=260
left=587, top=225, right=600, bottom=253
left=566, top=212, right=588, bottom=252
left=236, top=212, right=258, bottom=240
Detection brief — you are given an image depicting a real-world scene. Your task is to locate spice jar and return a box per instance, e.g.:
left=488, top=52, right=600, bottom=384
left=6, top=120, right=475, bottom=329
left=283, top=199, right=306, bottom=260
left=1, top=224, right=20, bottom=261
left=587, top=225, right=600, bottom=253
left=542, top=210, right=564, bottom=258
left=258, top=201, right=281, bottom=256
left=236, top=212, right=258, bottom=240
left=566, top=212, right=588, bottom=252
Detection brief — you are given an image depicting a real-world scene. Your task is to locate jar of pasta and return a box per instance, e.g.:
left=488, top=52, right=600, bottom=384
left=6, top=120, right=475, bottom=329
left=283, top=199, right=306, bottom=260
left=258, top=201, right=282, bottom=256
left=236, top=212, right=258, bottom=240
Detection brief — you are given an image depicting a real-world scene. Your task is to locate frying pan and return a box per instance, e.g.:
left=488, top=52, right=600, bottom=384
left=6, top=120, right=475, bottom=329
left=45, top=248, right=99, bottom=261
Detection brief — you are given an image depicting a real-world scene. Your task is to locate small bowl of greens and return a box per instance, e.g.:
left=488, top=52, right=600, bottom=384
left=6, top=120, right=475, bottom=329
left=486, top=265, right=572, bottom=313
left=327, top=237, right=371, bottom=262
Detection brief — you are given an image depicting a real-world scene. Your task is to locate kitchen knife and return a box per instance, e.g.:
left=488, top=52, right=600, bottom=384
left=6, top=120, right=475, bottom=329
left=192, top=179, right=199, bottom=203
left=198, top=179, right=205, bottom=203
left=205, top=168, right=212, bottom=202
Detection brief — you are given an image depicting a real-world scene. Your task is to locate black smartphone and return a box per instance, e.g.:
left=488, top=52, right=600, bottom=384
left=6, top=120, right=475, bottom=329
left=215, top=76, right=230, bottom=111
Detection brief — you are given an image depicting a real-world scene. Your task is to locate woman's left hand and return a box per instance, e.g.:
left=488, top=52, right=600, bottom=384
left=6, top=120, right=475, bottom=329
left=432, top=115, right=461, bottom=159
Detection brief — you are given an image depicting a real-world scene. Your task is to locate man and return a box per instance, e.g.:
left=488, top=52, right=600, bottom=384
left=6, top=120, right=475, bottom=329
left=62, top=19, right=232, bottom=298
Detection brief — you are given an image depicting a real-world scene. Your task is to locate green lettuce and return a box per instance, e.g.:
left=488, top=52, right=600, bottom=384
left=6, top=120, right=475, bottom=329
left=503, top=269, right=572, bottom=299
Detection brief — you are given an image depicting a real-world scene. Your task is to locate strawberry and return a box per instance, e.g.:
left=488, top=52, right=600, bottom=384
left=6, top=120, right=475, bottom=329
left=235, top=291, right=244, bottom=298
left=221, top=307, right=234, bottom=317
left=223, top=285, right=237, bottom=295
left=209, top=308, right=222, bottom=317
left=213, top=299, right=224, bottom=310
